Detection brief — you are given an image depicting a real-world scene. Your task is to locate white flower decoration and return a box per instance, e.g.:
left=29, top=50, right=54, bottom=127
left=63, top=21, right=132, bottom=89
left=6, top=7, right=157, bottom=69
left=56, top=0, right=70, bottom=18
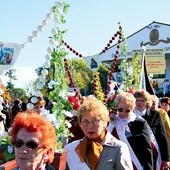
left=27, top=103, right=34, bottom=110
left=34, top=90, right=41, bottom=97
left=36, top=82, right=44, bottom=90
left=48, top=80, right=58, bottom=89
left=39, top=75, right=46, bottom=83
left=41, top=69, right=48, bottom=76
left=7, top=146, right=14, bottom=154
left=51, top=29, right=57, bottom=35
left=31, top=97, right=38, bottom=104
left=45, top=54, right=51, bottom=61
left=64, top=111, right=73, bottom=118
left=37, top=25, right=43, bottom=32
left=43, top=61, right=51, bottom=68
left=46, top=114, right=57, bottom=123
left=59, top=91, right=67, bottom=99
left=40, top=109, right=50, bottom=116
left=47, top=47, right=53, bottom=54
left=2, top=131, right=8, bottom=138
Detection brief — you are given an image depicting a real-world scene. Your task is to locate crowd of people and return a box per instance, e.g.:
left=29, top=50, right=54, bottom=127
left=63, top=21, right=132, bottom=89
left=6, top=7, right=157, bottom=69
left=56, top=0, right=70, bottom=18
left=0, top=89, right=169, bottom=169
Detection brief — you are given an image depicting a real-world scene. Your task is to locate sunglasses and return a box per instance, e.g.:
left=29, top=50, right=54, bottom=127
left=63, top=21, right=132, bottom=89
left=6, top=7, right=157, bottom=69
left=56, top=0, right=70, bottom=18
left=117, top=108, right=131, bottom=113
left=12, top=139, right=44, bottom=150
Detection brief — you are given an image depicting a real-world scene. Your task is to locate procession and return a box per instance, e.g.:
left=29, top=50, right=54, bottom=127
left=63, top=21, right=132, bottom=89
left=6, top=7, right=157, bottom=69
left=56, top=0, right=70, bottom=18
left=0, top=1, right=169, bottom=170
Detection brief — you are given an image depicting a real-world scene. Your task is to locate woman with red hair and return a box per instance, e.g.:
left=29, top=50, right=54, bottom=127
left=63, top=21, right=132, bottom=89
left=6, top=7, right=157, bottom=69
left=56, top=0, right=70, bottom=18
left=10, top=112, right=57, bottom=170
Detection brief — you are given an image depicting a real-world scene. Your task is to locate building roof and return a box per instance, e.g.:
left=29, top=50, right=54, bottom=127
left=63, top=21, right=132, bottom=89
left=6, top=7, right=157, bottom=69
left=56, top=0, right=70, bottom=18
left=100, top=21, right=170, bottom=62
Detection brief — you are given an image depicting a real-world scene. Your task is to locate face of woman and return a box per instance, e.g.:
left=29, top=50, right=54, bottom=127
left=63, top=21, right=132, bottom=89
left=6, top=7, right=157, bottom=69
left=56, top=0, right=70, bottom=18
left=150, top=99, right=158, bottom=111
left=33, top=104, right=45, bottom=114
left=161, top=102, right=170, bottom=112
left=117, top=103, right=133, bottom=119
left=80, top=111, right=106, bottom=139
left=14, top=128, right=48, bottom=170
left=135, top=97, right=146, bottom=112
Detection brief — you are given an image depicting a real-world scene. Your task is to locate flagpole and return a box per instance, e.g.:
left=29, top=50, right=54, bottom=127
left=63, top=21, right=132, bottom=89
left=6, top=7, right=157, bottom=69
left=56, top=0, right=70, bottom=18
left=139, top=46, right=146, bottom=89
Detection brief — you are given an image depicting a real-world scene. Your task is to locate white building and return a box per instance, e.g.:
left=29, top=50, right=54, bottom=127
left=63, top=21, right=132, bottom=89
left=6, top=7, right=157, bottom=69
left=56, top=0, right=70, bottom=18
left=100, top=21, right=170, bottom=83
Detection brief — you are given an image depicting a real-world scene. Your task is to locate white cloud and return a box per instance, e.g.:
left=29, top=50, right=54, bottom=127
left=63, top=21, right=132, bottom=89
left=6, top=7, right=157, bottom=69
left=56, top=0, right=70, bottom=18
left=0, top=67, right=38, bottom=89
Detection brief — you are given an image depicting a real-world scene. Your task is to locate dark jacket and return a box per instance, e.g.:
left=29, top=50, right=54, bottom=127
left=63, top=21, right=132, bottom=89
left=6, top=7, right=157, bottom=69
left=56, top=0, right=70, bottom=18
left=143, top=109, right=170, bottom=161
left=127, top=118, right=153, bottom=170
left=111, top=117, right=153, bottom=170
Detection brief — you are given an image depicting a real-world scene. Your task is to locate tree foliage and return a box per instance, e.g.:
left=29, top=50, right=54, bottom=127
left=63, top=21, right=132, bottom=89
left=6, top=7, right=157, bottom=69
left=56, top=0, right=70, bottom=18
left=66, top=58, right=93, bottom=95
left=11, top=88, right=28, bottom=101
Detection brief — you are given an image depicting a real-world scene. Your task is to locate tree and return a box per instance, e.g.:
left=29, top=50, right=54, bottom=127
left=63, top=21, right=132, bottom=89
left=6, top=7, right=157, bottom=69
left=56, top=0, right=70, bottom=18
left=66, top=58, right=93, bottom=95
left=11, top=88, right=28, bottom=101
left=5, top=69, right=16, bottom=94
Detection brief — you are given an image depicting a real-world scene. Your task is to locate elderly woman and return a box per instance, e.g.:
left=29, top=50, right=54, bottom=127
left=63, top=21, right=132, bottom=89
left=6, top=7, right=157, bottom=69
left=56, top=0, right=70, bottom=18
left=10, top=112, right=57, bottom=170
left=134, top=89, right=170, bottom=170
left=64, top=95, right=133, bottom=170
left=107, top=92, right=153, bottom=170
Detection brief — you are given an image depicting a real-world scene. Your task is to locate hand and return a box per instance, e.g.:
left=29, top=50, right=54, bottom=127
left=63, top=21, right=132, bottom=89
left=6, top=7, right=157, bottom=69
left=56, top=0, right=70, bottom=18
left=160, top=161, right=170, bottom=170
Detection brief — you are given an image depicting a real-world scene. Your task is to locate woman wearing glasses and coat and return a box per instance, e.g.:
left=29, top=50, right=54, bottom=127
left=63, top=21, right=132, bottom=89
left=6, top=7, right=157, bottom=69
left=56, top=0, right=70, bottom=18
left=107, top=92, right=153, bottom=170
left=64, top=95, right=133, bottom=170
left=10, top=112, right=57, bottom=170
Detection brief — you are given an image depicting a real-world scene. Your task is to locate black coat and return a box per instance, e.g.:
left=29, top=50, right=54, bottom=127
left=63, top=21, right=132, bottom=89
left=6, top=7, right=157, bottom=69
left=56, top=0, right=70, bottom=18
left=127, top=118, right=153, bottom=170
left=142, top=109, right=170, bottom=161
left=111, top=117, right=153, bottom=170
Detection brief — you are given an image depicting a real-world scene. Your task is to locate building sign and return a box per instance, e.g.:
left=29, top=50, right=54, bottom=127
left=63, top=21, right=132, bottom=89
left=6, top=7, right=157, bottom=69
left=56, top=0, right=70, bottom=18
left=145, top=49, right=165, bottom=74
left=85, top=54, right=101, bottom=71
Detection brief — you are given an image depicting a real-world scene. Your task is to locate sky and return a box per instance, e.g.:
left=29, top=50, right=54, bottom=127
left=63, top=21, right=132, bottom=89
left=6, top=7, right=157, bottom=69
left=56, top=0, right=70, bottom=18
left=0, top=0, right=170, bottom=88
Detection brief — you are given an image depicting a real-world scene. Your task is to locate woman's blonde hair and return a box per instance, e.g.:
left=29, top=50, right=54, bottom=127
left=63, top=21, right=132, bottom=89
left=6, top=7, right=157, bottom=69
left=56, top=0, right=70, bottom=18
left=115, top=92, right=136, bottom=110
left=77, top=95, right=110, bottom=123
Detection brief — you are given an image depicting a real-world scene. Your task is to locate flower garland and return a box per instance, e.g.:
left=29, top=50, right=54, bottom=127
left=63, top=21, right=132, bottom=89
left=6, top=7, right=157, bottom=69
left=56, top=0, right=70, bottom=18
left=25, top=1, right=75, bottom=149
left=93, top=71, right=106, bottom=103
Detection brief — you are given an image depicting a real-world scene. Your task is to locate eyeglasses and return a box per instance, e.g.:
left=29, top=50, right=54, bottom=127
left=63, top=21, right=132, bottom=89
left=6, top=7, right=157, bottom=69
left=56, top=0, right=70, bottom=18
left=12, top=139, right=44, bottom=150
left=136, top=99, right=145, bottom=103
left=117, top=108, right=131, bottom=113
left=81, top=119, right=101, bottom=126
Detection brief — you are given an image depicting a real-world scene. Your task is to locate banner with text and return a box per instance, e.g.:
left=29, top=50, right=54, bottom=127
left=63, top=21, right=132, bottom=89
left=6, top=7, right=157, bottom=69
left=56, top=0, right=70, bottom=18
left=145, top=49, right=165, bottom=74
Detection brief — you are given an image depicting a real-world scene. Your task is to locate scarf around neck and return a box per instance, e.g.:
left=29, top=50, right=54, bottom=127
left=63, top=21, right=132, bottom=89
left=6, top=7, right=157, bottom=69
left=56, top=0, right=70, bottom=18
left=75, top=130, right=106, bottom=170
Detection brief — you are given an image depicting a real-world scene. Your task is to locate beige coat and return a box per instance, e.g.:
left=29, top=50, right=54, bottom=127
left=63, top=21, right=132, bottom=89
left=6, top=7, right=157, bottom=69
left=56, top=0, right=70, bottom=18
left=64, top=131, right=133, bottom=170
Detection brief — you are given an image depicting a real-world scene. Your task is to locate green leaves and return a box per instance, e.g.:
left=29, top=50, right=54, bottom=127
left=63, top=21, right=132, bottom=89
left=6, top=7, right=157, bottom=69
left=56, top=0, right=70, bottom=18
left=3, top=149, right=15, bottom=162
left=0, top=137, right=15, bottom=162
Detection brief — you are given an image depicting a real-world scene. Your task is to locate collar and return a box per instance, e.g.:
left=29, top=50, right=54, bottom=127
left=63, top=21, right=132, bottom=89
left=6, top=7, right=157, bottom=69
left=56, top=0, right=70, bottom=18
left=134, top=108, right=146, bottom=116
left=18, top=163, right=46, bottom=170
left=101, top=131, right=119, bottom=147
left=116, top=112, right=136, bottom=124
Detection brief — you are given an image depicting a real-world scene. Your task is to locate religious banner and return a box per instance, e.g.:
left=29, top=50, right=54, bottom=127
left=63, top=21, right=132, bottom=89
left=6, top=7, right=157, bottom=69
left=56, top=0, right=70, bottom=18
left=145, top=49, right=165, bottom=74
left=0, top=41, right=22, bottom=74
left=85, top=54, right=101, bottom=71
left=132, top=48, right=165, bottom=74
